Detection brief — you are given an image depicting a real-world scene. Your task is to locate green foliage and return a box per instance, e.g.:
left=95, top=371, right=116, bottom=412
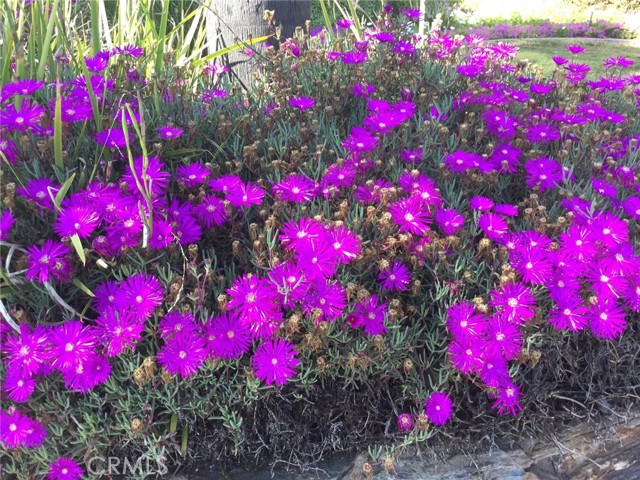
left=565, top=0, right=640, bottom=12
left=1, top=0, right=640, bottom=478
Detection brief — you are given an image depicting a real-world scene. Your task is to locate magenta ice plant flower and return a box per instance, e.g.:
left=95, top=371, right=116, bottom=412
left=47, top=457, right=84, bottom=480
left=251, top=338, right=300, bottom=387
left=116, top=273, right=164, bottom=319
left=378, top=260, right=410, bottom=292
left=425, top=392, right=453, bottom=426
left=397, top=413, right=414, bottom=432
left=25, top=240, right=72, bottom=284
left=157, top=332, right=207, bottom=379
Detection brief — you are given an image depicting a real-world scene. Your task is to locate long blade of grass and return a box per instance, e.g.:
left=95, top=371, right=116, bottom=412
left=70, top=233, right=86, bottom=266
left=154, top=0, right=170, bottom=73
left=36, top=0, right=61, bottom=80
left=53, top=172, right=76, bottom=211
left=192, top=35, right=272, bottom=68
left=53, top=81, right=64, bottom=170
left=318, top=0, right=334, bottom=39
left=90, top=0, right=101, bottom=55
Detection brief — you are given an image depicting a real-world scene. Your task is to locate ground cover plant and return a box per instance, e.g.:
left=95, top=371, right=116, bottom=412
left=464, top=19, right=632, bottom=40
left=510, top=37, right=640, bottom=76
left=1, top=1, right=640, bottom=478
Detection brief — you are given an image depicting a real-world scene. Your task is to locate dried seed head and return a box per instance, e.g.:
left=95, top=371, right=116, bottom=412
left=411, top=280, right=421, bottom=296
left=130, top=418, right=143, bottom=434
left=316, top=356, right=326, bottom=374
left=416, top=412, right=429, bottom=430
left=372, top=335, right=385, bottom=352
left=363, top=462, right=373, bottom=478
left=217, top=294, right=228, bottom=311
left=383, top=456, right=395, bottom=473
left=160, top=368, right=173, bottom=385
left=403, top=359, right=414, bottom=375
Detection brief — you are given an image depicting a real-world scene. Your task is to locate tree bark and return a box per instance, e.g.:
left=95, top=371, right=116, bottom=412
left=204, top=0, right=311, bottom=89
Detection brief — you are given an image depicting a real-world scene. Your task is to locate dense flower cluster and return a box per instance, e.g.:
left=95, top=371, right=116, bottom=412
left=1, top=2, right=639, bottom=475
left=465, top=19, right=629, bottom=40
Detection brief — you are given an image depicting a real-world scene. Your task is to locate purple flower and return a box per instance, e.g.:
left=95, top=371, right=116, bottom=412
left=494, top=204, right=519, bottom=217
left=549, top=300, right=589, bottom=332
left=0, top=136, right=18, bottom=164
left=302, top=280, right=346, bottom=323
left=157, top=125, right=183, bottom=139
left=565, top=44, right=585, bottom=54
left=47, top=457, right=84, bottom=480
left=389, top=195, right=432, bottom=235
left=397, top=413, right=414, bottom=432
left=400, top=148, right=422, bottom=164
left=149, top=218, right=174, bottom=249
left=62, top=353, right=111, bottom=392
left=379, top=260, right=411, bottom=292
left=95, top=128, right=128, bottom=148
left=210, top=174, right=242, bottom=195
left=48, top=321, right=98, bottom=373
left=1, top=408, right=47, bottom=449
left=448, top=339, right=483, bottom=374
left=477, top=212, right=509, bottom=242
left=484, top=317, right=522, bottom=360
left=525, top=124, right=560, bottom=143
left=251, top=338, right=300, bottom=387
left=489, top=282, right=536, bottom=324
left=469, top=196, right=494, bottom=212
left=0, top=99, right=44, bottom=132
left=349, top=294, right=387, bottom=336
left=194, top=195, right=227, bottom=228
left=85, top=51, right=110, bottom=72
left=272, top=174, right=318, bottom=203
left=490, top=383, right=523, bottom=416
left=0, top=209, right=15, bottom=241
left=122, top=156, right=170, bottom=196
left=1, top=325, right=49, bottom=376
left=95, top=308, right=144, bottom=357
left=336, top=18, right=353, bottom=29
left=425, top=392, right=453, bottom=426
left=341, top=51, right=368, bottom=64
left=158, top=311, right=197, bottom=339
left=603, top=56, right=634, bottom=69
left=391, top=40, right=416, bottom=55
left=177, top=163, right=210, bottom=187
left=226, top=181, right=265, bottom=208
left=351, top=83, right=375, bottom=98
left=280, top=217, right=325, bottom=251
left=112, top=44, right=144, bottom=57
left=328, top=225, right=361, bottom=264
left=157, top=332, right=207, bottom=378
left=54, top=202, right=101, bottom=239
left=588, top=300, right=627, bottom=339
left=25, top=240, right=72, bottom=283
left=289, top=96, right=316, bottom=110
left=3, top=79, right=44, bottom=97
left=623, top=196, right=640, bottom=220
left=4, top=367, right=36, bottom=402
left=295, top=240, right=339, bottom=280
left=446, top=302, right=487, bottom=341
left=227, top=274, right=282, bottom=334
left=524, top=157, right=563, bottom=192
left=17, top=178, right=59, bottom=210
left=116, top=273, right=164, bottom=319
left=342, top=126, right=379, bottom=153
left=60, top=99, right=93, bottom=123
left=206, top=312, right=251, bottom=360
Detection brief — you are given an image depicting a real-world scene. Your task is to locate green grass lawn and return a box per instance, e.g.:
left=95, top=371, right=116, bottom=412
left=504, top=38, right=640, bottom=77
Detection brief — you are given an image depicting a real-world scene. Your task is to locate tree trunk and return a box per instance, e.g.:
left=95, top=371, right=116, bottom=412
left=205, top=0, right=311, bottom=89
